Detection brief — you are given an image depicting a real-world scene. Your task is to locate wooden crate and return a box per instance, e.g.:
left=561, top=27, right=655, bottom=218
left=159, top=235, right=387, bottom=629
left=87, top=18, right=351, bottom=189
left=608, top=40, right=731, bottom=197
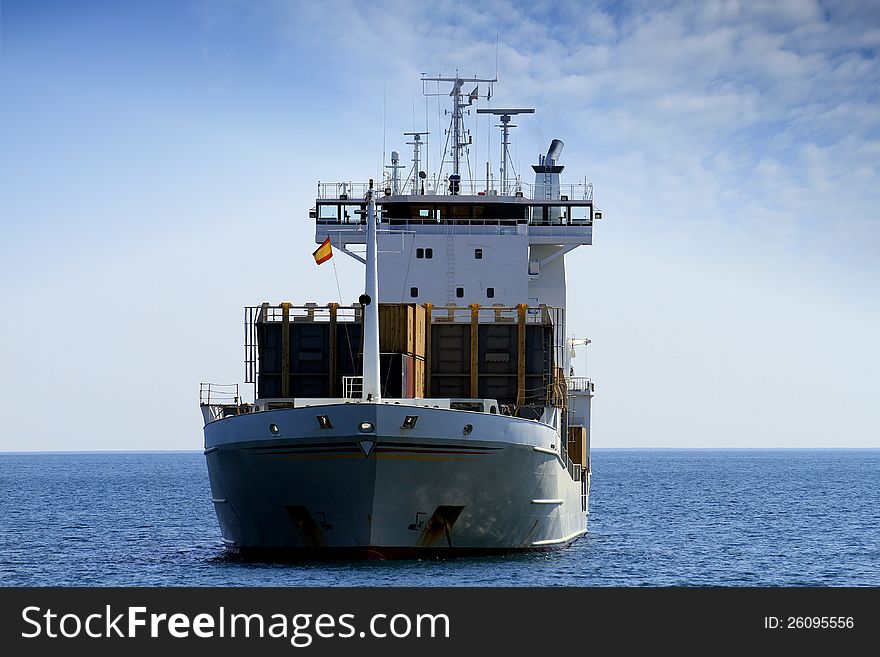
left=413, top=355, right=425, bottom=398
left=568, top=426, right=588, bottom=467
left=379, top=303, right=428, bottom=357
left=379, top=304, right=414, bottom=354
left=413, top=303, right=427, bottom=358
left=401, top=353, right=415, bottom=398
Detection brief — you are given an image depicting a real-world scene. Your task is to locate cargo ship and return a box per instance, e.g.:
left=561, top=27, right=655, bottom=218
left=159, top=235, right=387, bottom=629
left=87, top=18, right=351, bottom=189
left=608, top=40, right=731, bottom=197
left=200, top=75, right=601, bottom=557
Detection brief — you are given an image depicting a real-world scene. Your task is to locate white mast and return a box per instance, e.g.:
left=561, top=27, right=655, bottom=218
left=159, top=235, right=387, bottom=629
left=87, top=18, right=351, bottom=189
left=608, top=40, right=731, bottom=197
left=476, top=108, right=534, bottom=195
left=386, top=151, right=404, bottom=195
left=361, top=181, right=381, bottom=401
left=404, top=131, right=429, bottom=194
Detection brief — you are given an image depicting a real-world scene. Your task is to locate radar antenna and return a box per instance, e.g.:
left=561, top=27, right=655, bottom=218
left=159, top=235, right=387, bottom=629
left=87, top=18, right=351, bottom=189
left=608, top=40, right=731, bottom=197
left=476, top=108, right=534, bottom=196
left=385, top=151, right=404, bottom=195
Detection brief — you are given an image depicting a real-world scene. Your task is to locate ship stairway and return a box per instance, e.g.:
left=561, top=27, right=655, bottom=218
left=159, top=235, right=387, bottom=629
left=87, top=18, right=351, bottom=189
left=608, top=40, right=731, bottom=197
left=542, top=170, right=553, bottom=200
left=446, top=230, right=456, bottom=303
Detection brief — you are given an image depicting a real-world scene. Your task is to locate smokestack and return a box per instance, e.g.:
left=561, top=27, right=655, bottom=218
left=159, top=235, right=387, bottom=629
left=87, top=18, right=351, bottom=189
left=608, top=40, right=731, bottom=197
left=545, top=139, right=564, bottom=166
left=532, top=139, right=566, bottom=203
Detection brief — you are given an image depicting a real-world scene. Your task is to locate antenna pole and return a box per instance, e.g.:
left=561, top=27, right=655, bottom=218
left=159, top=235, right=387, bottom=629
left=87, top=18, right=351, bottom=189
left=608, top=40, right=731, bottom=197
left=501, top=115, right=510, bottom=194
left=422, top=74, right=497, bottom=184
left=385, top=152, right=404, bottom=195
left=452, top=78, right=462, bottom=176
left=476, top=108, right=534, bottom=196
left=404, top=131, right=429, bottom=195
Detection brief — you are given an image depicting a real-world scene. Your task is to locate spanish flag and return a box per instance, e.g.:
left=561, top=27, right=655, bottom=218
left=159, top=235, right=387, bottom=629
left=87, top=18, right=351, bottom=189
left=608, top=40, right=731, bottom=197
left=312, top=237, right=332, bottom=264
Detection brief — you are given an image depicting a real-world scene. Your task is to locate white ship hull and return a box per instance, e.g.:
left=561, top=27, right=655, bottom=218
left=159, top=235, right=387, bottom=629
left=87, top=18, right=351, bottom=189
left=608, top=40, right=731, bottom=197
left=204, top=403, right=589, bottom=558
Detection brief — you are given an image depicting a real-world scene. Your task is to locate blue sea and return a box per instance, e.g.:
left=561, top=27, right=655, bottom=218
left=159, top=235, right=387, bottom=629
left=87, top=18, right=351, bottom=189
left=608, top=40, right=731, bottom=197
left=1, top=450, right=878, bottom=586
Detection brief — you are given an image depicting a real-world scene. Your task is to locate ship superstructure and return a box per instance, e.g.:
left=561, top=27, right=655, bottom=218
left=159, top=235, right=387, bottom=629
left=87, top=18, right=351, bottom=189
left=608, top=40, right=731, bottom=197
left=200, top=75, right=601, bottom=557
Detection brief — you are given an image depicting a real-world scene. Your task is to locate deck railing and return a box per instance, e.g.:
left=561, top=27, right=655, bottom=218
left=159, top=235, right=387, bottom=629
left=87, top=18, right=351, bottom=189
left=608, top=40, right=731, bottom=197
left=342, top=376, right=363, bottom=399
left=199, top=382, right=240, bottom=406
left=317, top=180, right=593, bottom=201
left=566, top=377, right=594, bottom=393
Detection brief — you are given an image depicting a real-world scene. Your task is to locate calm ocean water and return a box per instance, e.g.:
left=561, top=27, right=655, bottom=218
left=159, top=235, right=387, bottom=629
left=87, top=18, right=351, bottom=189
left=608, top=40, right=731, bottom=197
left=1, top=450, right=878, bottom=586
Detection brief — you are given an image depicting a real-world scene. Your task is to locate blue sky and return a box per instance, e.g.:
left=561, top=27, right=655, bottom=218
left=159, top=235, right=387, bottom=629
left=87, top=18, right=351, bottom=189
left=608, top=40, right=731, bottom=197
left=1, top=0, right=878, bottom=449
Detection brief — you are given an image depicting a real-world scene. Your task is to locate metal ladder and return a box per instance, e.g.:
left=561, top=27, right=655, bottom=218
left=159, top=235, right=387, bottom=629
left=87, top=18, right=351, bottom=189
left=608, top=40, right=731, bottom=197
left=446, top=229, right=456, bottom=303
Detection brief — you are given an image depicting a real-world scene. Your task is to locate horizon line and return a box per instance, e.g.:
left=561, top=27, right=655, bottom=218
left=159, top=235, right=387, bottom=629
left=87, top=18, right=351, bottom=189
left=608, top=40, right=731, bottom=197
left=1, top=447, right=878, bottom=455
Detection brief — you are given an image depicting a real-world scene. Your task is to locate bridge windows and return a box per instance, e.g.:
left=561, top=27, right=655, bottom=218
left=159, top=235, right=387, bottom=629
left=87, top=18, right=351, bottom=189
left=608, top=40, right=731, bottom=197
left=320, top=200, right=592, bottom=226
left=487, top=287, right=495, bottom=299
left=415, top=248, right=434, bottom=259
left=449, top=205, right=471, bottom=220
left=380, top=202, right=528, bottom=223
left=529, top=203, right=593, bottom=226
left=317, top=204, right=339, bottom=221
left=570, top=206, right=590, bottom=224
left=456, top=287, right=465, bottom=298
left=314, top=203, right=366, bottom=223
left=410, top=287, right=418, bottom=298
left=342, top=205, right=365, bottom=223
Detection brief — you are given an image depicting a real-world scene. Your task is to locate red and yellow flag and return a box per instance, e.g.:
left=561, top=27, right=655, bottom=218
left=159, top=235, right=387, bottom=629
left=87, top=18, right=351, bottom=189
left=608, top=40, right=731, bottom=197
left=312, top=237, right=332, bottom=264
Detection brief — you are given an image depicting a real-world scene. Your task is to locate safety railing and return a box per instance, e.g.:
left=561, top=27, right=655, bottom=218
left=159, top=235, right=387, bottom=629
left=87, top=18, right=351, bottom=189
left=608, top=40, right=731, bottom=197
left=343, top=376, right=363, bottom=399
left=566, top=377, right=594, bottom=393
left=199, top=383, right=250, bottom=424
left=248, top=303, right=362, bottom=325
left=199, top=382, right=240, bottom=406
left=429, top=303, right=561, bottom=326
left=317, top=180, right=593, bottom=201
